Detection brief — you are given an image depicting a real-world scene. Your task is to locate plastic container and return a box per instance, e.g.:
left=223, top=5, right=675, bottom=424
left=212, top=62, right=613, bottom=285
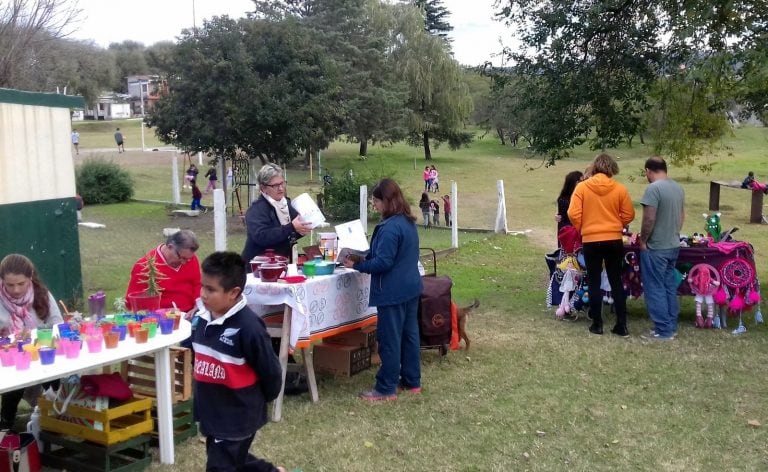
left=158, top=318, right=174, bottom=335
left=113, top=324, right=128, bottom=341
left=104, top=331, right=119, bottom=349
left=142, top=322, right=157, bottom=338
left=134, top=328, right=149, bottom=344
left=36, top=328, right=54, bottom=347
left=39, top=347, right=56, bottom=365
left=27, top=406, right=41, bottom=448
left=64, top=339, right=81, bottom=359
left=86, top=336, right=103, bottom=353
left=318, top=232, right=338, bottom=260
left=14, top=350, right=31, bottom=370
left=23, top=343, right=40, bottom=361
left=0, top=348, right=14, bottom=367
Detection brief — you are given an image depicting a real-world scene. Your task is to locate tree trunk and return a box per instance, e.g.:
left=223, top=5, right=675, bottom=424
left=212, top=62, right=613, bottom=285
left=359, top=139, right=368, bottom=157
left=639, top=132, right=645, bottom=145
left=304, top=148, right=311, bottom=169
left=496, top=128, right=506, bottom=145
left=423, top=131, right=432, bottom=160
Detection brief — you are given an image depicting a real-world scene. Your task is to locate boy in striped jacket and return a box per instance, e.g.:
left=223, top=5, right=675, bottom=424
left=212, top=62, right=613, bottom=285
left=193, top=251, right=286, bottom=472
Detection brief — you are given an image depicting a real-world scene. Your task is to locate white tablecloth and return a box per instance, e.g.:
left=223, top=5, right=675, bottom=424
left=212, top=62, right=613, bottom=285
left=244, top=268, right=377, bottom=348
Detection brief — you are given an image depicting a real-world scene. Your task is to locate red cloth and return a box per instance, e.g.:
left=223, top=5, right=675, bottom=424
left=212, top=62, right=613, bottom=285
left=125, top=245, right=201, bottom=312
left=450, top=301, right=459, bottom=350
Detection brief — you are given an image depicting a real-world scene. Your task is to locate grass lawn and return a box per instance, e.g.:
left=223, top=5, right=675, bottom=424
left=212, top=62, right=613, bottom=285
left=71, top=126, right=768, bottom=470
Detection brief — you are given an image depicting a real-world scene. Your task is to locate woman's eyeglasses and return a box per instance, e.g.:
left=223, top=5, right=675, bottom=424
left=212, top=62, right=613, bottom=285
left=264, top=181, right=286, bottom=189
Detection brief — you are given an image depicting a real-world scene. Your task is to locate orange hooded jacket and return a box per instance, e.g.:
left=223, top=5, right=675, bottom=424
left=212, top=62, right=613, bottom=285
left=567, top=173, right=635, bottom=243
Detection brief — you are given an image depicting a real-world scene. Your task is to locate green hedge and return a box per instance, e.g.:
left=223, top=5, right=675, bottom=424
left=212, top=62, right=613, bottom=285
left=76, top=159, right=135, bottom=204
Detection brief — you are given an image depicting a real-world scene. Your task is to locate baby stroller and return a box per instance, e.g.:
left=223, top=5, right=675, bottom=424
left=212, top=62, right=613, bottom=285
left=418, top=248, right=452, bottom=356
left=545, top=226, right=586, bottom=320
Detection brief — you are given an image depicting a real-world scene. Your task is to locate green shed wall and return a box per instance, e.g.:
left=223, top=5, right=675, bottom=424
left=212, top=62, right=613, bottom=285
left=0, top=198, right=82, bottom=304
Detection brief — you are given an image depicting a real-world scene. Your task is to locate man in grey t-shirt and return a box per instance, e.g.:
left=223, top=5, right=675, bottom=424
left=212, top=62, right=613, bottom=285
left=638, top=156, right=685, bottom=340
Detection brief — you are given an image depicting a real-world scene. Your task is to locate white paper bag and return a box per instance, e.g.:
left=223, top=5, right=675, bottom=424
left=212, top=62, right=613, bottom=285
left=291, top=193, right=327, bottom=229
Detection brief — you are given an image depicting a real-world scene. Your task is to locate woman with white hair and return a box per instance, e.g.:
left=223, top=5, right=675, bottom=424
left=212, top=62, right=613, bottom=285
left=242, top=164, right=313, bottom=262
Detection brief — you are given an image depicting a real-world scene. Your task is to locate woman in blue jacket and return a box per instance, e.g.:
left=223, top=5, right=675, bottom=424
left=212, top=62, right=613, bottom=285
left=343, top=179, right=423, bottom=401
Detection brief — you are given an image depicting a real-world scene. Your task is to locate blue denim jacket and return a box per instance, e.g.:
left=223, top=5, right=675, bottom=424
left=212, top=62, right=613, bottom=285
left=353, top=214, right=422, bottom=307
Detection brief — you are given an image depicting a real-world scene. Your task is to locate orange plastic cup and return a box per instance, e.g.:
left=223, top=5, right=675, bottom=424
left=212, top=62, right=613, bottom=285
left=134, top=328, right=149, bottom=344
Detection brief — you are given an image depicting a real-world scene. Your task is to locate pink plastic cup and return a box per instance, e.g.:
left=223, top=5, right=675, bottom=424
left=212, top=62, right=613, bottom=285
left=0, top=349, right=14, bottom=367
left=86, top=336, right=103, bottom=353
left=65, top=340, right=81, bottom=359
left=14, top=350, right=31, bottom=370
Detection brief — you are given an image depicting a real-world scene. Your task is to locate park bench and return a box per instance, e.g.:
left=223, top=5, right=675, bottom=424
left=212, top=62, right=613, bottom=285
left=708, top=180, right=763, bottom=223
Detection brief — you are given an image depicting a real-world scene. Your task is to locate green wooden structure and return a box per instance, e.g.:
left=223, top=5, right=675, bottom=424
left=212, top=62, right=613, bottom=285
left=0, top=88, right=85, bottom=304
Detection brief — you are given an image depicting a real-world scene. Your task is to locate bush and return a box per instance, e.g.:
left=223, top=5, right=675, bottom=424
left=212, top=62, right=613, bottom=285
left=76, top=159, right=134, bottom=204
left=321, top=168, right=378, bottom=221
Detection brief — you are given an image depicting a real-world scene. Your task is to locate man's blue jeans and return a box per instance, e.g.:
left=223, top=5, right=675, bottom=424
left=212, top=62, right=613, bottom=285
left=639, top=248, right=680, bottom=337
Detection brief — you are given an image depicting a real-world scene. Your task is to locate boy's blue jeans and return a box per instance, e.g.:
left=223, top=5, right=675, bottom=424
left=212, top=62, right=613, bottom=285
left=640, top=248, right=680, bottom=337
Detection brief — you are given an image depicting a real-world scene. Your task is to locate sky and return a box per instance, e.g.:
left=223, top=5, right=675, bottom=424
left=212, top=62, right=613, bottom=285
left=70, top=0, right=513, bottom=66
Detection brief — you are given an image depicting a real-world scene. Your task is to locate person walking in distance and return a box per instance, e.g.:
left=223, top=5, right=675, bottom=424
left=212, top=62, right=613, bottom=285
left=71, top=129, right=80, bottom=155
left=638, top=156, right=685, bottom=340
left=114, top=128, right=125, bottom=153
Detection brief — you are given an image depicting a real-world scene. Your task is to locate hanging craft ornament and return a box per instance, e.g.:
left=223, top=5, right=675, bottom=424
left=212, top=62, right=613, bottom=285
left=720, top=257, right=756, bottom=289
left=687, top=264, right=720, bottom=329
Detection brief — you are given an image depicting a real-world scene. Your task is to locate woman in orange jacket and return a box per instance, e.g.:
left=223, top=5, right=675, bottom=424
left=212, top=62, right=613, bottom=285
left=568, top=154, right=635, bottom=336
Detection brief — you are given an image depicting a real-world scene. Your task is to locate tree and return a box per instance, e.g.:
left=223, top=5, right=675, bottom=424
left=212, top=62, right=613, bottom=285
left=393, top=4, right=472, bottom=160
left=144, top=41, right=177, bottom=78
left=413, top=0, right=452, bottom=39
left=0, top=0, right=81, bottom=88
left=496, top=0, right=768, bottom=166
left=147, top=15, right=342, bottom=166
left=108, top=40, right=149, bottom=85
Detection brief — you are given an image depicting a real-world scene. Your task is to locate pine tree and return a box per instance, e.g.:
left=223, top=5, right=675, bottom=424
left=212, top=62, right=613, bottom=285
left=413, top=0, right=453, bottom=39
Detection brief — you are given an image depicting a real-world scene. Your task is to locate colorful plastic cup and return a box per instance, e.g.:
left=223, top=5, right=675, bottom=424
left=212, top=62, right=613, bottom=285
left=36, top=328, right=54, bottom=347
left=142, top=322, right=157, bottom=338
left=39, top=347, right=56, bottom=365
left=57, top=322, right=71, bottom=336
left=134, top=328, right=149, bottom=344
left=86, top=336, right=103, bottom=353
left=172, top=314, right=181, bottom=330
left=100, top=322, right=115, bottom=335
left=113, top=325, right=127, bottom=341
left=158, top=318, right=174, bottom=335
left=22, top=343, right=39, bottom=362
left=14, top=351, right=31, bottom=370
left=104, top=331, right=119, bottom=349
left=64, top=339, right=81, bottom=359
left=127, top=322, right=141, bottom=337
left=0, top=349, right=14, bottom=367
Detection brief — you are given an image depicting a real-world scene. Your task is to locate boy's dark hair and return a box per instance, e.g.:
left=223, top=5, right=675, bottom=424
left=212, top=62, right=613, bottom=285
left=201, top=252, right=246, bottom=292
left=644, top=156, right=667, bottom=173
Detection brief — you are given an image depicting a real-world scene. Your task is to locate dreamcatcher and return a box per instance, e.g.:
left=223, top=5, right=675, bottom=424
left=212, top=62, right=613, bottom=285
left=719, top=256, right=757, bottom=334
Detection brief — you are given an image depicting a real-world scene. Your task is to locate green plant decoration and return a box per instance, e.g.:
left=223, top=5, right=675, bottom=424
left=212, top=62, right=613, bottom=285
left=113, top=297, right=127, bottom=313
left=139, top=255, right=165, bottom=296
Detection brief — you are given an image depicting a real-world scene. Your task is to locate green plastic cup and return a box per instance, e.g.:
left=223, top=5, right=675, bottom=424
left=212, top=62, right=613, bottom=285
left=36, top=328, right=54, bottom=347
left=142, top=322, right=157, bottom=338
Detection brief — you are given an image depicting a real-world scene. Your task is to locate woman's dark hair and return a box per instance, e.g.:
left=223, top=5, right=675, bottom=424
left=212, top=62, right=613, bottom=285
left=557, top=171, right=584, bottom=201
left=372, top=179, right=416, bottom=222
left=0, top=254, right=51, bottom=321
left=419, top=192, right=429, bottom=204
left=201, top=252, right=247, bottom=292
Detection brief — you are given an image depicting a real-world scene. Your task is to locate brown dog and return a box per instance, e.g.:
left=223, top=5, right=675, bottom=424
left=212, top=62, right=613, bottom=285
left=456, top=299, right=480, bottom=351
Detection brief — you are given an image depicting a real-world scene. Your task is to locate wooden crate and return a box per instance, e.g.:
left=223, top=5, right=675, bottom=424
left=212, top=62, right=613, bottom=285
left=120, top=346, right=192, bottom=403
left=149, top=397, right=198, bottom=446
left=38, top=396, right=153, bottom=446
left=40, top=430, right=151, bottom=472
